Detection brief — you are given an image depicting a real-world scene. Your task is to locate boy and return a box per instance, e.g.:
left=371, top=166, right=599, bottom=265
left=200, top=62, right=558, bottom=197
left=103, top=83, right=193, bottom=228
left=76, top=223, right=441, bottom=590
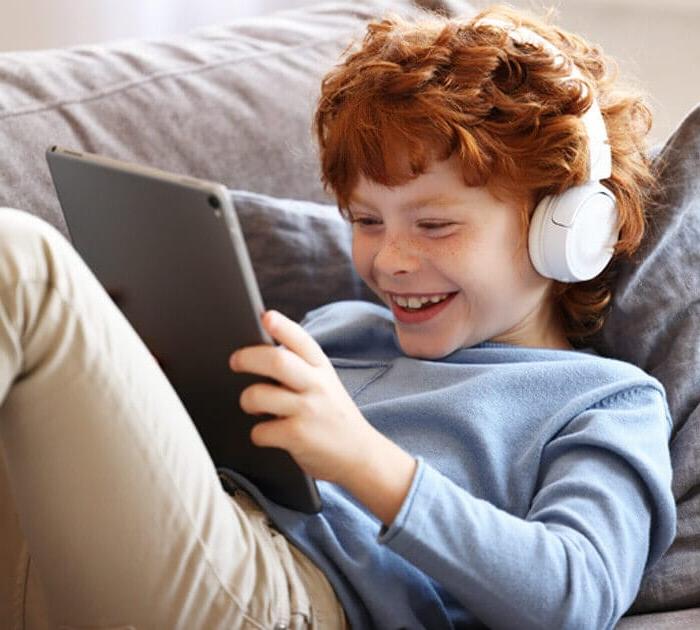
left=228, top=4, right=676, bottom=628
left=0, top=4, right=675, bottom=629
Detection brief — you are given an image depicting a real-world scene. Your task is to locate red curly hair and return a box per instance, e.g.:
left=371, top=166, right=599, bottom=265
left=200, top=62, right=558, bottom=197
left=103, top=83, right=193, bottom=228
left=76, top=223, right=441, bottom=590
left=313, top=4, right=656, bottom=346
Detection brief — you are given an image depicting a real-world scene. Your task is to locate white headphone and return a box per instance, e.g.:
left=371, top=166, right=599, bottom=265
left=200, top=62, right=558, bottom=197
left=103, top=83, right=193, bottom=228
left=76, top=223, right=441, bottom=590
left=475, top=19, right=618, bottom=283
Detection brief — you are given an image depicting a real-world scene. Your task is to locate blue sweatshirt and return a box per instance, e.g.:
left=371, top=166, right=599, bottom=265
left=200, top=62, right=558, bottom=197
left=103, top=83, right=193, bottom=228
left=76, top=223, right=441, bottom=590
left=220, top=300, right=676, bottom=629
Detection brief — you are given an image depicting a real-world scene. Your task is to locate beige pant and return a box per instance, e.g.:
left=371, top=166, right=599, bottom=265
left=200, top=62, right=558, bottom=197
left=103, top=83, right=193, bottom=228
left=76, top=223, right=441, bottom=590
left=0, top=208, right=347, bottom=629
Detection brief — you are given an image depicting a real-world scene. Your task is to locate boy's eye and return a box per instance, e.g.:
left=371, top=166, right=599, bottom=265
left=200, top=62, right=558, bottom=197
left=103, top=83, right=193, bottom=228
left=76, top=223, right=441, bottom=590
left=419, top=222, right=454, bottom=230
left=419, top=222, right=458, bottom=235
left=349, top=217, right=456, bottom=232
left=350, top=217, right=381, bottom=227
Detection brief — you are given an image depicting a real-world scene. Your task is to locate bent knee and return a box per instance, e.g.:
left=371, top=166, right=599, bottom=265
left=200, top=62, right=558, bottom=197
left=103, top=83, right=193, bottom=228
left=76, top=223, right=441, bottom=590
left=0, top=207, right=65, bottom=241
left=0, top=207, right=73, bottom=287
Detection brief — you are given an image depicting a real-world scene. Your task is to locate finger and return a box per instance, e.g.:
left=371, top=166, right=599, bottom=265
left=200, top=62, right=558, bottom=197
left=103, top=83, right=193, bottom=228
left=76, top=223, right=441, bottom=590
left=231, top=344, right=313, bottom=392
left=250, top=416, right=298, bottom=451
left=262, top=310, right=328, bottom=368
left=239, top=382, right=299, bottom=418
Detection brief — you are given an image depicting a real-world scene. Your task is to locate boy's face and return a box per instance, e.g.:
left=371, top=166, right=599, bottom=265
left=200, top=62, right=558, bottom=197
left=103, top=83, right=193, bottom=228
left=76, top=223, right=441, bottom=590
left=348, top=153, right=571, bottom=359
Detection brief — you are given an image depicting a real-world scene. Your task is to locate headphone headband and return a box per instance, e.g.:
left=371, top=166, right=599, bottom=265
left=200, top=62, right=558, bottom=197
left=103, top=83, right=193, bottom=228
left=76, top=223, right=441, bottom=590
left=473, top=18, right=619, bottom=283
left=474, top=18, right=612, bottom=182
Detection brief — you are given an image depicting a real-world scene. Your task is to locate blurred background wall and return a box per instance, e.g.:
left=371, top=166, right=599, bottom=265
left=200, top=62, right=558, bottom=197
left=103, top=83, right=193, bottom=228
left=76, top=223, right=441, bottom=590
left=1, top=0, right=698, bottom=144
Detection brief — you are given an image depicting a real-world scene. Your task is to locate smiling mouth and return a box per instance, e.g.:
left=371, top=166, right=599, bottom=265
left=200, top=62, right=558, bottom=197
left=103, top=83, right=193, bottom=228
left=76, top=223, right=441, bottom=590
left=387, top=291, right=459, bottom=324
left=387, top=292, right=457, bottom=311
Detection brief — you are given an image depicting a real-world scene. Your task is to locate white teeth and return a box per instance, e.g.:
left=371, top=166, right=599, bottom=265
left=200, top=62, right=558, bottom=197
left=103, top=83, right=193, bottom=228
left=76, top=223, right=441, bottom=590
left=392, top=293, right=450, bottom=308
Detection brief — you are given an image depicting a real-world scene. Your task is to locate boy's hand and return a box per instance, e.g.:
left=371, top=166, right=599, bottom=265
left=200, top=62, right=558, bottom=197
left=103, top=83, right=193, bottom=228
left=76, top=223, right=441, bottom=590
left=230, top=309, right=417, bottom=525
left=230, top=310, right=377, bottom=486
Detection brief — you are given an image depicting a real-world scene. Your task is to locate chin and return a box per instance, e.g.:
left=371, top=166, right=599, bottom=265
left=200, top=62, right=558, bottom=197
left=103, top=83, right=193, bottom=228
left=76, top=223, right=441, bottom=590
left=396, top=335, right=457, bottom=360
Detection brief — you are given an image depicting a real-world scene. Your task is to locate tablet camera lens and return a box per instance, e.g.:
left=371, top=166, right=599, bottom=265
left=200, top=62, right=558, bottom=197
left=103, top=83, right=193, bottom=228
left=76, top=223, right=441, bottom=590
left=208, top=195, right=221, bottom=209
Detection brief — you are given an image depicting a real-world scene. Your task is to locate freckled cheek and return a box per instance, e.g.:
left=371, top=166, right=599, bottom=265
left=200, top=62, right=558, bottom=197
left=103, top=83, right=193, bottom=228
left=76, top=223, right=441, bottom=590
left=427, top=237, right=475, bottom=273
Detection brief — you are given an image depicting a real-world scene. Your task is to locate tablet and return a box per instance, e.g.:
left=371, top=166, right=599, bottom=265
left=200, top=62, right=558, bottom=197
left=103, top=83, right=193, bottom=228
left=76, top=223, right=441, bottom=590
left=46, top=146, right=322, bottom=514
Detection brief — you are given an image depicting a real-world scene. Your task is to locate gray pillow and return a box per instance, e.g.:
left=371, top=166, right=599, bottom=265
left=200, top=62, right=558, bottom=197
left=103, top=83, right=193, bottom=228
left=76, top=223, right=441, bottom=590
left=590, top=104, right=700, bottom=613
left=229, top=189, right=379, bottom=322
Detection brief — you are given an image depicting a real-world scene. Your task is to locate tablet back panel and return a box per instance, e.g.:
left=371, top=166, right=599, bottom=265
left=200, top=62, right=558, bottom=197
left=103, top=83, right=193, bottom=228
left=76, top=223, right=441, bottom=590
left=46, top=147, right=320, bottom=513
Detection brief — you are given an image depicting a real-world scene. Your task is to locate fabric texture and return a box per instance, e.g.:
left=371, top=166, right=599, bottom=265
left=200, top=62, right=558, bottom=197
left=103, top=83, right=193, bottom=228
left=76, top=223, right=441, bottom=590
left=617, top=608, right=700, bottom=629
left=590, top=104, right=700, bottom=613
left=221, top=299, right=675, bottom=629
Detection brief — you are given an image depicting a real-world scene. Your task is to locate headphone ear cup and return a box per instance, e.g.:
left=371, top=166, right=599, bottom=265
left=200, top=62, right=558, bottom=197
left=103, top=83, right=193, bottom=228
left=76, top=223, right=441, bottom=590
left=528, top=194, right=555, bottom=280
left=528, top=183, right=619, bottom=283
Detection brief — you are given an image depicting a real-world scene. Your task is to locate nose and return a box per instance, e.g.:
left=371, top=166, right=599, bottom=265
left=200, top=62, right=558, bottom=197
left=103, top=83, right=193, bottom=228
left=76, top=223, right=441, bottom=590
left=373, top=234, right=420, bottom=276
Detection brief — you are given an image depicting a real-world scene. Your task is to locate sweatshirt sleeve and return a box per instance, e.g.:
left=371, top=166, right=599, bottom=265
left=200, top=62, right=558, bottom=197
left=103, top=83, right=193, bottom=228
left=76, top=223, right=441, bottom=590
left=377, top=386, right=676, bottom=630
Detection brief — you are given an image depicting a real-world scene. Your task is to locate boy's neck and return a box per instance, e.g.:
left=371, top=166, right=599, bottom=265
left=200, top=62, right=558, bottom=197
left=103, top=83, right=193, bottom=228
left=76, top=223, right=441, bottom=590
left=490, top=300, right=573, bottom=351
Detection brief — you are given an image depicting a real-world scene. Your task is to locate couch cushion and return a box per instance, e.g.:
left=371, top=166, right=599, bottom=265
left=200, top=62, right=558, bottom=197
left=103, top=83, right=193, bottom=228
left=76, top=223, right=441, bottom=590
left=0, top=0, right=440, bottom=238
left=616, top=607, right=700, bottom=630
left=590, top=104, right=700, bottom=613
left=229, top=189, right=380, bottom=322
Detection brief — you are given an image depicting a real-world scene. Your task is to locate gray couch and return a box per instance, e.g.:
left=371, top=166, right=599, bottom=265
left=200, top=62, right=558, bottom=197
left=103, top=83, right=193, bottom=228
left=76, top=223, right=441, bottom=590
left=1, top=0, right=698, bottom=627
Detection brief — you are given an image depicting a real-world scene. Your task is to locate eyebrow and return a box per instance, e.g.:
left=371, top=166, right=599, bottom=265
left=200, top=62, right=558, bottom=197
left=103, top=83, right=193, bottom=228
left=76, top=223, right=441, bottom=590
left=348, top=194, right=463, bottom=212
